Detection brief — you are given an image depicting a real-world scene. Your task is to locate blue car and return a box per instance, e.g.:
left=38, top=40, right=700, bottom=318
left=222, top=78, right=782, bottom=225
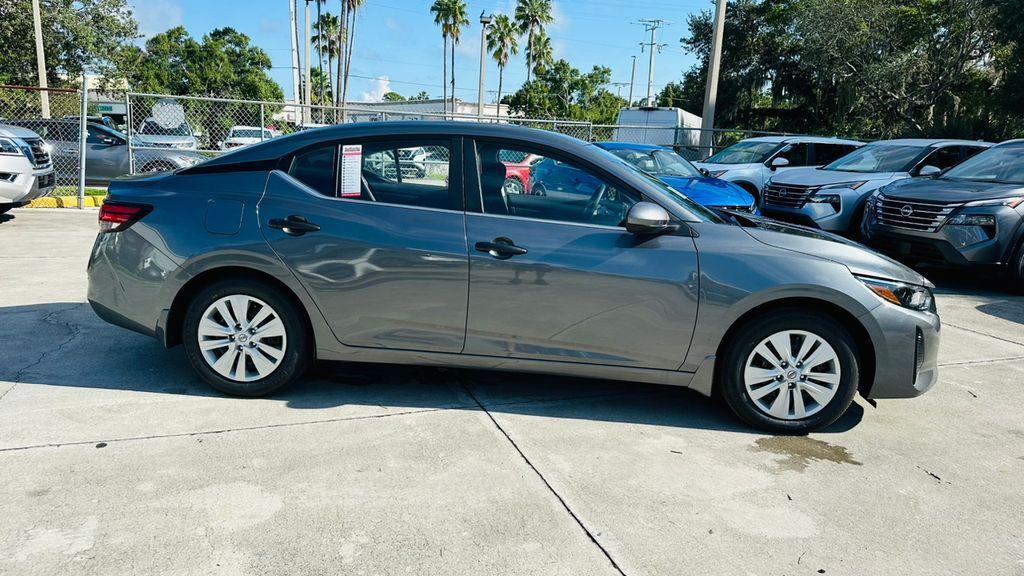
left=595, top=142, right=758, bottom=213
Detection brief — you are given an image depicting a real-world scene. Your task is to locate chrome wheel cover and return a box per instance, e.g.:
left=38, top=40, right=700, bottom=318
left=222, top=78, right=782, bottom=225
left=198, top=295, right=287, bottom=382
left=744, top=330, right=841, bottom=420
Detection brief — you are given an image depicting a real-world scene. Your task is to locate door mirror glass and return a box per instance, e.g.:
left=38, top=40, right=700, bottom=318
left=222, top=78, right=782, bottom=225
left=917, top=165, right=941, bottom=178
left=770, top=156, right=790, bottom=169
left=625, top=202, right=673, bottom=235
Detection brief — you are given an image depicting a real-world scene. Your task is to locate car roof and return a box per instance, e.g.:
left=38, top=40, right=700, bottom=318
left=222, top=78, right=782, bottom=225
left=593, top=141, right=668, bottom=152
left=741, top=135, right=864, bottom=146
left=862, top=138, right=994, bottom=148
left=198, top=121, right=594, bottom=168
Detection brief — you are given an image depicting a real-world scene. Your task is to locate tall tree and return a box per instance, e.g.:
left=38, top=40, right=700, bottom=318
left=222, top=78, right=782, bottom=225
left=525, top=30, right=552, bottom=78
left=430, top=0, right=467, bottom=114
left=514, top=0, right=554, bottom=83
left=487, top=14, right=520, bottom=117
left=312, top=12, right=340, bottom=102
left=340, top=0, right=364, bottom=110
left=447, top=0, right=469, bottom=114
left=430, top=0, right=451, bottom=113
left=505, top=59, right=625, bottom=123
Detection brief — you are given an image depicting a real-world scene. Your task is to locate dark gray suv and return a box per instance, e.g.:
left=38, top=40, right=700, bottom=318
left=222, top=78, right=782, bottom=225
left=87, top=122, right=941, bottom=433
left=863, top=140, right=1024, bottom=291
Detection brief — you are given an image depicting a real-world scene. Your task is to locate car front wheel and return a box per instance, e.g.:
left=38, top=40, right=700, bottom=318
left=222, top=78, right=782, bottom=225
left=182, top=280, right=310, bottom=396
left=720, top=311, right=859, bottom=433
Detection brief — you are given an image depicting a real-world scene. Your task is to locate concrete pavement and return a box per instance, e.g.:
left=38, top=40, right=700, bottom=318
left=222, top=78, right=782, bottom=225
left=2, top=209, right=1022, bottom=575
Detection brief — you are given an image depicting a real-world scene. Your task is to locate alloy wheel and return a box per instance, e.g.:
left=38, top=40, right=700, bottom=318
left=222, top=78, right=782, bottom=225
left=197, top=295, right=288, bottom=382
left=743, top=330, right=840, bottom=420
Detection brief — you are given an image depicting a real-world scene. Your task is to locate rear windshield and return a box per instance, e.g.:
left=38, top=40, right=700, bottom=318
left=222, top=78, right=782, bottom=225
left=940, top=144, right=1024, bottom=185
left=823, top=144, right=925, bottom=173
left=705, top=141, right=780, bottom=164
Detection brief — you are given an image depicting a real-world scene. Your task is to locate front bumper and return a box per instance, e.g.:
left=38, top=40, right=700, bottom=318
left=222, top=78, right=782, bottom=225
left=0, top=165, right=55, bottom=204
left=860, top=302, right=941, bottom=399
left=762, top=188, right=867, bottom=233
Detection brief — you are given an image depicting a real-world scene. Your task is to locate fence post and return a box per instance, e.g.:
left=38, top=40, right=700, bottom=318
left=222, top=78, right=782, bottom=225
left=77, top=81, right=88, bottom=209
left=125, top=92, right=134, bottom=175
left=588, top=123, right=594, bottom=142
left=259, top=103, right=265, bottom=141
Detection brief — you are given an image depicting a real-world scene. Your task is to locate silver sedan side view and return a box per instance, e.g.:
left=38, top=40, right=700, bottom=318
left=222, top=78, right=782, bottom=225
left=86, top=122, right=940, bottom=433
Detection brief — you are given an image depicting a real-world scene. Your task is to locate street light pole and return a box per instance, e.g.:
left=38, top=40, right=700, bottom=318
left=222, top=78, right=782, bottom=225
left=700, top=0, right=727, bottom=159
left=303, top=0, right=312, bottom=125
left=477, top=12, right=493, bottom=121
left=31, top=0, right=50, bottom=118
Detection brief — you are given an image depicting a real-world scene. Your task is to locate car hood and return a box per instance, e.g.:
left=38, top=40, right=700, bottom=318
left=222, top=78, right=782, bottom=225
left=0, top=124, right=41, bottom=139
left=769, top=167, right=900, bottom=187
left=660, top=175, right=753, bottom=207
left=740, top=216, right=932, bottom=287
left=880, top=177, right=1024, bottom=203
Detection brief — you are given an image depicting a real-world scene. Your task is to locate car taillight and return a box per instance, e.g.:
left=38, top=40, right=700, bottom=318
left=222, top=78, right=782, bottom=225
left=99, top=202, right=152, bottom=233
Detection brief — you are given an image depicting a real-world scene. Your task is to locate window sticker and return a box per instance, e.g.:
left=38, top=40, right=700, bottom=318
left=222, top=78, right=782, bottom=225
left=340, top=144, right=362, bottom=197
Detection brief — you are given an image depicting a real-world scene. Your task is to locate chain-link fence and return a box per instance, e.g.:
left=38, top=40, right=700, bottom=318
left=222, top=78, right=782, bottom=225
left=1, top=84, right=795, bottom=203
left=0, top=85, right=84, bottom=190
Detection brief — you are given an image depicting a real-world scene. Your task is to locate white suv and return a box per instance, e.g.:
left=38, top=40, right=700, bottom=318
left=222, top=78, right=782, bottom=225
left=0, top=124, right=55, bottom=214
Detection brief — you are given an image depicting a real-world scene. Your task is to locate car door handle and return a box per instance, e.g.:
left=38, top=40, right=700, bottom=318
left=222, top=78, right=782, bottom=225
left=475, top=238, right=528, bottom=259
left=269, top=215, right=321, bottom=236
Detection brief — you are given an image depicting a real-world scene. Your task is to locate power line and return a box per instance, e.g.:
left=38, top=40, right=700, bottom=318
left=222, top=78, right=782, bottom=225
left=636, top=19, right=669, bottom=106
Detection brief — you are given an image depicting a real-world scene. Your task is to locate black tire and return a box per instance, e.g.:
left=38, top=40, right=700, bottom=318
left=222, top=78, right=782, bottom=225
left=1007, top=239, right=1024, bottom=294
left=503, top=176, right=525, bottom=195
left=531, top=182, right=547, bottom=197
left=182, top=279, right=311, bottom=397
left=719, top=310, right=859, bottom=434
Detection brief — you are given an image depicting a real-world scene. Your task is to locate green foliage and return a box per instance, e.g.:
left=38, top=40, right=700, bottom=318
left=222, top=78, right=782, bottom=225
left=676, top=0, right=1022, bottom=139
left=382, top=91, right=406, bottom=101
left=410, top=91, right=431, bottom=100
left=0, top=0, right=138, bottom=88
left=506, top=59, right=626, bottom=123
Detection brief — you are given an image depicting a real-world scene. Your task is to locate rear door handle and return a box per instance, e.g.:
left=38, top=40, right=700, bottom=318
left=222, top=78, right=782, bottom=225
left=475, top=237, right=528, bottom=259
left=269, top=215, right=320, bottom=236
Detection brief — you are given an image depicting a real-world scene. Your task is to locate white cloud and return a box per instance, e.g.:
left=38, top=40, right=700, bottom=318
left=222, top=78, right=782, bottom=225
left=359, top=76, right=393, bottom=102
left=131, top=0, right=184, bottom=39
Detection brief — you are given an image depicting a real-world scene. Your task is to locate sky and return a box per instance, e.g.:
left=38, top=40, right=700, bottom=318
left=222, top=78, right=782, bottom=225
left=128, top=0, right=707, bottom=106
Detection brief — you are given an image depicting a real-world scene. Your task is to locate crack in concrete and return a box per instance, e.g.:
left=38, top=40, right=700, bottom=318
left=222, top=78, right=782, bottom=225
left=944, top=321, right=1024, bottom=349
left=1, top=305, right=84, bottom=404
left=938, top=356, right=1024, bottom=368
left=459, top=381, right=630, bottom=576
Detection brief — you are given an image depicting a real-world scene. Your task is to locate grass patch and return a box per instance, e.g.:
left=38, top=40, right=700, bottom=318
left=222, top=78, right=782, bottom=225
left=52, top=186, right=107, bottom=197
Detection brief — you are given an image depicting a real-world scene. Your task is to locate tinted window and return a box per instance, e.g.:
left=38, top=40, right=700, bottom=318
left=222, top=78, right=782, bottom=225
left=814, top=144, right=858, bottom=165
left=476, top=142, right=640, bottom=227
left=920, top=146, right=962, bottom=171
left=961, top=146, right=987, bottom=161
left=705, top=141, right=779, bottom=164
left=941, top=144, right=1024, bottom=185
left=824, top=144, right=926, bottom=173
left=774, top=143, right=810, bottom=166
left=358, top=140, right=455, bottom=210
left=288, top=145, right=337, bottom=196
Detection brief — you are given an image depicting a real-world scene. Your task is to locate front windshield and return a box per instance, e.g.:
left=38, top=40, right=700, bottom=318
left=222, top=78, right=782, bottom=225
left=141, top=121, right=192, bottom=136
left=705, top=141, right=780, bottom=164
left=594, top=146, right=724, bottom=223
left=941, top=144, right=1024, bottom=184
left=606, top=147, right=702, bottom=178
left=824, top=144, right=925, bottom=173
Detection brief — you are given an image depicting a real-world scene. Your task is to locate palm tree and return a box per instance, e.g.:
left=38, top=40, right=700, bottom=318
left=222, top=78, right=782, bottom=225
left=514, top=0, right=553, bottom=83
left=314, top=0, right=327, bottom=112
left=430, top=0, right=453, bottom=114
left=310, top=67, right=333, bottom=106
left=312, top=12, right=341, bottom=105
left=487, top=14, right=519, bottom=117
left=339, top=0, right=364, bottom=112
left=447, top=1, right=469, bottom=115
left=526, top=31, right=552, bottom=78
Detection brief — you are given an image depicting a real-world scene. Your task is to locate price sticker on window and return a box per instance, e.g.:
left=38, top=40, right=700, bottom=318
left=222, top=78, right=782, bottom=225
left=340, top=144, right=362, bottom=198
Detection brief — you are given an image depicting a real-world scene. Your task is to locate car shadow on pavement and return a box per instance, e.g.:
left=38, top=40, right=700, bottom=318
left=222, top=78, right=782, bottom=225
left=0, top=214, right=14, bottom=225
left=1, top=302, right=863, bottom=435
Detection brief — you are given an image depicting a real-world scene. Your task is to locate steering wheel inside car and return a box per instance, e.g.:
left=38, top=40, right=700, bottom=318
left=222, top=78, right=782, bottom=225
left=584, top=183, right=608, bottom=219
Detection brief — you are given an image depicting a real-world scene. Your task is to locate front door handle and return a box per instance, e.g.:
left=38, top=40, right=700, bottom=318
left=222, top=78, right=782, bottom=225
left=269, top=215, right=321, bottom=236
left=475, top=237, right=528, bottom=259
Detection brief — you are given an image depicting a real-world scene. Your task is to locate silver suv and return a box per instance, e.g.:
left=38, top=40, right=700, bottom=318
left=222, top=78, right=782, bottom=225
left=762, top=139, right=992, bottom=235
left=0, top=124, right=54, bottom=213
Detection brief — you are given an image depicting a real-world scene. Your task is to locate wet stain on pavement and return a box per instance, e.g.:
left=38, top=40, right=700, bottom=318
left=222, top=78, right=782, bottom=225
left=752, top=436, right=862, bottom=472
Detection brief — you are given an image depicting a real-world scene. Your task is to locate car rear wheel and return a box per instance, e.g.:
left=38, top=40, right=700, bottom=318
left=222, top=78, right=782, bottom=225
left=503, top=176, right=525, bottom=195
left=182, top=280, right=310, bottom=396
left=720, top=311, right=859, bottom=433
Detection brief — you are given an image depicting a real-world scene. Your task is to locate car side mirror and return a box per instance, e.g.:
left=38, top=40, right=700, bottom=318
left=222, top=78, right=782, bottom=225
left=101, top=136, right=117, bottom=146
left=698, top=167, right=711, bottom=177
left=625, top=202, right=676, bottom=236
left=917, top=165, right=941, bottom=178
left=769, top=157, right=790, bottom=170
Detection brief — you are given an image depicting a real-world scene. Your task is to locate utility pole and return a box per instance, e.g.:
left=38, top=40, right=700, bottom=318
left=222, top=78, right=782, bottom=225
left=303, top=0, right=312, bottom=125
left=477, top=12, right=493, bottom=121
left=637, top=19, right=668, bottom=107
left=628, top=55, right=636, bottom=106
left=31, top=0, right=49, bottom=118
left=610, top=82, right=629, bottom=98
left=700, top=0, right=727, bottom=159
left=290, top=0, right=301, bottom=116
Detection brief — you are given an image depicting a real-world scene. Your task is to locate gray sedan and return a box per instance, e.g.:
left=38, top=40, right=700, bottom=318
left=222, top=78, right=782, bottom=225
left=86, top=122, right=940, bottom=433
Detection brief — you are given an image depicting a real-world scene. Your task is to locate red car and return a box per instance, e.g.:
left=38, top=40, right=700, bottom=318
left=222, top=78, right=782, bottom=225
left=500, top=151, right=542, bottom=195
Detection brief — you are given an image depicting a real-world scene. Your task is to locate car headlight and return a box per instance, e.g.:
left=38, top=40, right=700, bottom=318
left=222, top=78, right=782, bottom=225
left=820, top=181, right=868, bottom=191
left=961, top=196, right=1024, bottom=209
left=946, top=213, right=996, bottom=227
left=0, top=137, right=26, bottom=156
left=806, top=193, right=841, bottom=211
left=858, top=276, right=935, bottom=312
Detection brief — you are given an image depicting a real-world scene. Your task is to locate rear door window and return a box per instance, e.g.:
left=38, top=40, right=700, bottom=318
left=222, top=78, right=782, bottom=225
left=774, top=143, right=810, bottom=166
left=288, top=145, right=337, bottom=196
left=920, top=146, right=962, bottom=171
left=814, top=144, right=858, bottom=165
